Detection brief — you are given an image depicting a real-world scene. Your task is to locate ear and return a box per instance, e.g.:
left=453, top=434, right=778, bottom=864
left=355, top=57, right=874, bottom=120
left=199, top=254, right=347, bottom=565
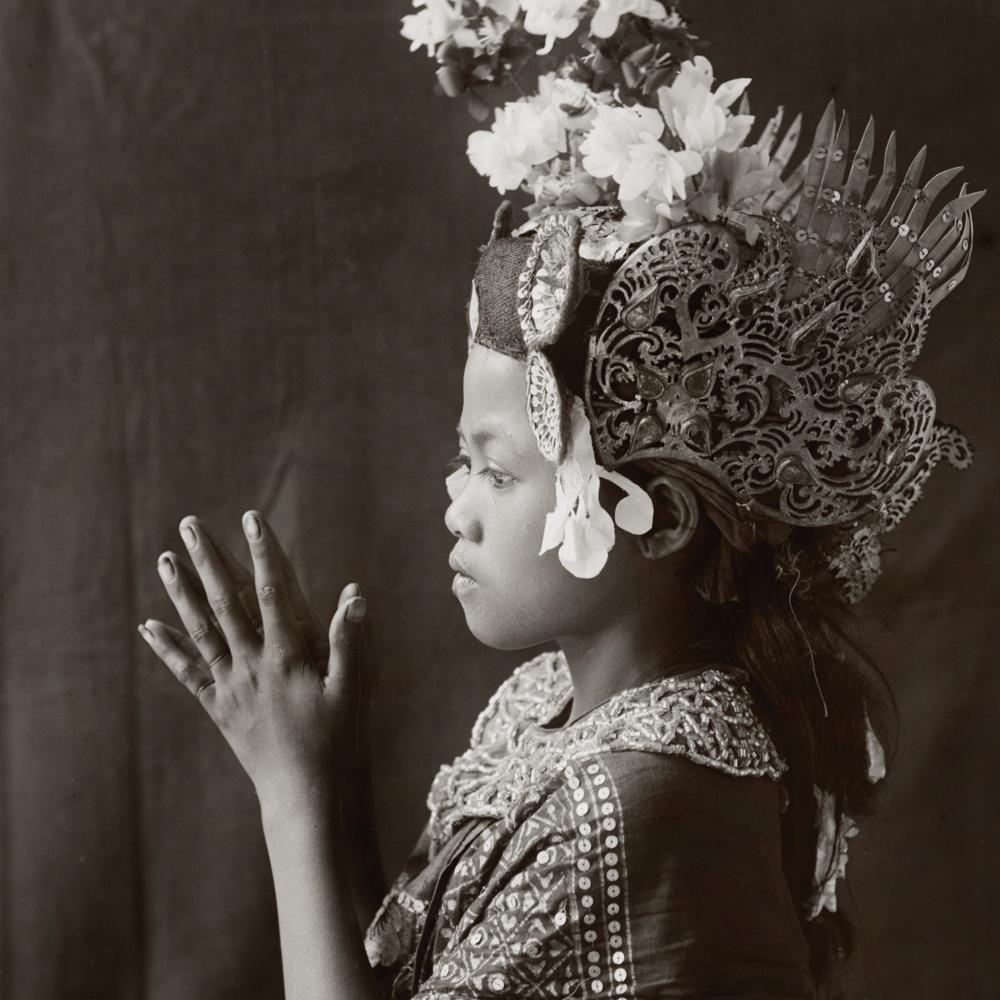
left=634, top=474, right=700, bottom=560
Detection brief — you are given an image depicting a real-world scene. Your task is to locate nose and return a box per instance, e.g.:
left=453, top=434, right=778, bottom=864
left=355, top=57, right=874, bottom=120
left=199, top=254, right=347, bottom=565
left=444, top=490, right=482, bottom=542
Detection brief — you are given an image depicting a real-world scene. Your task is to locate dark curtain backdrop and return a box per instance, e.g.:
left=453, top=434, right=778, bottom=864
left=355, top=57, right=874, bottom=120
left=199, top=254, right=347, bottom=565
left=1, top=2, right=997, bottom=998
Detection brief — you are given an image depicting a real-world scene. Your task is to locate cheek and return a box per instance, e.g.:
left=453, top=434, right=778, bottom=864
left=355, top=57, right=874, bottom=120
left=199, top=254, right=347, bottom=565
left=460, top=479, right=619, bottom=648
left=465, top=553, right=617, bottom=650
left=488, top=479, right=553, bottom=584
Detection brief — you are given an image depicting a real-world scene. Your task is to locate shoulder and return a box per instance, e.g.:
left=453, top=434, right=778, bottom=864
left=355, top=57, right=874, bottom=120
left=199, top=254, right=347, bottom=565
left=519, top=746, right=785, bottom=852
left=565, top=667, right=787, bottom=780
left=469, top=649, right=570, bottom=748
left=493, top=746, right=786, bottom=879
left=589, top=749, right=786, bottom=871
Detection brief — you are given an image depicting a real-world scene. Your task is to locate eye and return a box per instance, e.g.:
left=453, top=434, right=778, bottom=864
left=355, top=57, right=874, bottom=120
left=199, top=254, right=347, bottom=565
left=445, top=453, right=513, bottom=491
left=479, top=466, right=513, bottom=489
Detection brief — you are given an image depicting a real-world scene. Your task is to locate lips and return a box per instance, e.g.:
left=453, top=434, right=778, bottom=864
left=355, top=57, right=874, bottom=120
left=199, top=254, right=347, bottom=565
left=448, top=551, right=476, bottom=581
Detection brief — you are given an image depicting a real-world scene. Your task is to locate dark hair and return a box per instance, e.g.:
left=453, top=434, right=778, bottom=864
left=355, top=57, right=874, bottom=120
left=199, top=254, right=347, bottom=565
left=683, top=513, right=897, bottom=992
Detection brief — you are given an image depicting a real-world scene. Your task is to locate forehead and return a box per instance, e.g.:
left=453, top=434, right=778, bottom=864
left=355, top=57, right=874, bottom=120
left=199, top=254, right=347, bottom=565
left=460, top=345, right=533, bottom=444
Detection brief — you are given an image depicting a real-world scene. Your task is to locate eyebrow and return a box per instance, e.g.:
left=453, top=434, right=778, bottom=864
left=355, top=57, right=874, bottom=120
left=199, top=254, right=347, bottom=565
left=456, top=422, right=526, bottom=456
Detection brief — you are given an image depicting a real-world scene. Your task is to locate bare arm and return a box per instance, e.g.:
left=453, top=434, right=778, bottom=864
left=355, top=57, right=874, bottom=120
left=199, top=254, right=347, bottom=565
left=262, top=793, right=381, bottom=1000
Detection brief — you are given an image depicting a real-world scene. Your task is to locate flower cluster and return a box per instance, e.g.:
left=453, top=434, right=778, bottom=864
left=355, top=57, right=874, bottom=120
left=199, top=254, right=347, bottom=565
left=401, top=0, right=537, bottom=118
left=467, top=71, right=604, bottom=203
left=474, top=54, right=774, bottom=238
left=402, top=3, right=780, bottom=242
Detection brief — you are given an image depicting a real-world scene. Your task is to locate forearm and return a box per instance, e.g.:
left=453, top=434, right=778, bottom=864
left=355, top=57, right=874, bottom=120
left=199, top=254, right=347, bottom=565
left=262, top=794, right=382, bottom=1000
left=340, top=764, right=388, bottom=928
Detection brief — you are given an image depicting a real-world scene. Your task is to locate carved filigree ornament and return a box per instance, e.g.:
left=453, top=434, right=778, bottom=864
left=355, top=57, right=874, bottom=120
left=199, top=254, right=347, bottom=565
left=511, top=106, right=978, bottom=601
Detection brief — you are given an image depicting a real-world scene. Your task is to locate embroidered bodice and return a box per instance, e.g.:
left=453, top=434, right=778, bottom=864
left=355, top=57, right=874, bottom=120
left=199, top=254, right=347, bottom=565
left=364, top=653, right=812, bottom=1000
left=427, top=651, right=786, bottom=854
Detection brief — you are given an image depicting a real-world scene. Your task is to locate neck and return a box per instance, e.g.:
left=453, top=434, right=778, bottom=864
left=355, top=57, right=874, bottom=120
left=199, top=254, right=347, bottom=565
left=556, top=588, right=715, bottom=724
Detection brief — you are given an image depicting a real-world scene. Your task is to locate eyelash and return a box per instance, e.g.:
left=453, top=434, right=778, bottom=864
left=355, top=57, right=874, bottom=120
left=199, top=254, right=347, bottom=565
left=447, top=453, right=513, bottom=489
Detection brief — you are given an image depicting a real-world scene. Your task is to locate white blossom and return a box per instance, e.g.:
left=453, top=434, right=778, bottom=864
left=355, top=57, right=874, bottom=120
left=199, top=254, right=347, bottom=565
left=400, top=0, right=465, bottom=56
left=579, top=103, right=664, bottom=183
left=618, top=136, right=702, bottom=202
left=590, top=0, right=668, bottom=39
left=522, top=0, right=587, bottom=54
left=657, top=56, right=753, bottom=153
left=526, top=72, right=604, bottom=157
left=466, top=101, right=563, bottom=193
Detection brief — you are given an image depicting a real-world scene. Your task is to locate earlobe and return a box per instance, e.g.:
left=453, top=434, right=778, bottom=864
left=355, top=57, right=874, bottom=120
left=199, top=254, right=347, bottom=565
left=634, top=474, right=700, bottom=560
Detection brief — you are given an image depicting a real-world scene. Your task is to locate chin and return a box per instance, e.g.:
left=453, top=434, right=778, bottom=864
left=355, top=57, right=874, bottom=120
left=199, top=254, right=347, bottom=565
left=458, top=602, right=553, bottom=652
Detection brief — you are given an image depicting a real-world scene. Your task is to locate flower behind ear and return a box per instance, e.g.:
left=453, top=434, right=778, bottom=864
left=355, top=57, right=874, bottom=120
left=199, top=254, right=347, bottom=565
left=601, top=468, right=656, bottom=534
left=539, top=397, right=654, bottom=578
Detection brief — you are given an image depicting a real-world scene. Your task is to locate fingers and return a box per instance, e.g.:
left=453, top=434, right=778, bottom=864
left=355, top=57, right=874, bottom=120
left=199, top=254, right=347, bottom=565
left=211, top=535, right=264, bottom=634
left=150, top=620, right=203, bottom=661
left=139, top=619, right=216, bottom=704
left=157, top=551, right=232, bottom=669
left=241, top=510, right=307, bottom=660
left=178, top=516, right=259, bottom=654
left=221, top=516, right=329, bottom=663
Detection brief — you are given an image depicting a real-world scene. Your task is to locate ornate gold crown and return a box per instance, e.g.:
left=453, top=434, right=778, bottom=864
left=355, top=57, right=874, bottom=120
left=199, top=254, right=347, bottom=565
left=490, top=103, right=979, bottom=601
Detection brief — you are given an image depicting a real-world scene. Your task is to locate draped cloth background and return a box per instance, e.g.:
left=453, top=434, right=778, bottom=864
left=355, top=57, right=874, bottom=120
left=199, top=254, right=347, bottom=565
left=1, top=2, right=996, bottom=998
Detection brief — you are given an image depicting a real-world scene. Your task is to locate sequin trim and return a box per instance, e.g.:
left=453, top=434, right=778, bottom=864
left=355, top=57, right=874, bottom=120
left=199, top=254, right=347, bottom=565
left=411, top=757, right=638, bottom=999
left=365, top=874, right=427, bottom=968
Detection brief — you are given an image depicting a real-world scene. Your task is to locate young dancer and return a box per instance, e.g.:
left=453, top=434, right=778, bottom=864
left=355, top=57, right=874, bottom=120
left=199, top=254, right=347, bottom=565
left=139, top=5, right=979, bottom=997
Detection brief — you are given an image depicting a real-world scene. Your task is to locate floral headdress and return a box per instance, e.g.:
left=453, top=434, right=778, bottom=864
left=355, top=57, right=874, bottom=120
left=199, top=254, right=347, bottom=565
left=405, top=0, right=979, bottom=604
left=406, top=0, right=978, bottom=919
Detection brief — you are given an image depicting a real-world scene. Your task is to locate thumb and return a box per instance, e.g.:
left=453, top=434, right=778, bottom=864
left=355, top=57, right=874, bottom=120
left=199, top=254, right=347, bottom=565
left=325, top=587, right=367, bottom=689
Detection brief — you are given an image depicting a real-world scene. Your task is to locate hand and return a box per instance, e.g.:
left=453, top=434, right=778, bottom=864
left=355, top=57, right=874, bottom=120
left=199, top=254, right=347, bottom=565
left=139, top=511, right=369, bottom=813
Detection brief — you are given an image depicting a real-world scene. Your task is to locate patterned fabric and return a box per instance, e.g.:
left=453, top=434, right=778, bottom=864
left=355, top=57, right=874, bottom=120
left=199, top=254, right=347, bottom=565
left=365, top=653, right=815, bottom=999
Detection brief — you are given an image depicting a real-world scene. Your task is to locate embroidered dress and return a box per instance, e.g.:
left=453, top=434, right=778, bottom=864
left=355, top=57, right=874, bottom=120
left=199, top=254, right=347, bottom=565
left=365, top=652, right=815, bottom=999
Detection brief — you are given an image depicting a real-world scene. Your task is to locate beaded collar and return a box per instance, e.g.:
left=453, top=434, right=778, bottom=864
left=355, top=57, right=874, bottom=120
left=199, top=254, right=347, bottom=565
left=427, top=651, right=786, bottom=853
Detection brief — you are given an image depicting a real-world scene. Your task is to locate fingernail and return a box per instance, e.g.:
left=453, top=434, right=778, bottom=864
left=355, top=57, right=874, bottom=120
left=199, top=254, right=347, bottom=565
left=157, top=555, right=175, bottom=582
left=180, top=523, right=197, bottom=549
left=346, top=597, right=367, bottom=623
left=137, top=623, right=152, bottom=642
left=243, top=511, right=261, bottom=541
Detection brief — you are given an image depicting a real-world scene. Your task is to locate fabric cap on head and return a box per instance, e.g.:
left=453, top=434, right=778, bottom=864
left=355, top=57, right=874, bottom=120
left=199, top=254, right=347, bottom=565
left=470, top=237, right=532, bottom=361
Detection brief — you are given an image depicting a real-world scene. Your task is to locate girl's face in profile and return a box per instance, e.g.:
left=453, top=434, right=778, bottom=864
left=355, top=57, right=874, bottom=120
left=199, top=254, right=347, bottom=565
left=445, top=344, right=641, bottom=650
